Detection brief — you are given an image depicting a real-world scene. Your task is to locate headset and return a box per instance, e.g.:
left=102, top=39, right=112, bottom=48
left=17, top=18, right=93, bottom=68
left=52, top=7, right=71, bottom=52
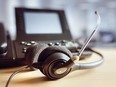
left=5, top=11, right=104, bottom=87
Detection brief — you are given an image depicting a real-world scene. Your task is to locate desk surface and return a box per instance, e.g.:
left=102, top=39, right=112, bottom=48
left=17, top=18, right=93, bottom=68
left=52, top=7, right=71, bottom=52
left=1, top=48, right=116, bottom=87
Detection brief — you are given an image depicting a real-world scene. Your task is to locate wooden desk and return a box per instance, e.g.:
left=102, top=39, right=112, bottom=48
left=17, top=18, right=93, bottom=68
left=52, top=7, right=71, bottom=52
left=1, top=48, right=116, bottom=87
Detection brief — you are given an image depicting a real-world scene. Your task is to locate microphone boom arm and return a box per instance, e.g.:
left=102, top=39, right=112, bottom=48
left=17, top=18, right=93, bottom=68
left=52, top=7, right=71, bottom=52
left=78, top=11, right=101, bottom=59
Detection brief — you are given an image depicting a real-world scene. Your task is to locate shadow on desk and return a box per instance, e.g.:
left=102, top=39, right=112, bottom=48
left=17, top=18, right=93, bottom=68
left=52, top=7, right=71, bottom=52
left=14, top=70, right=92, bottom=84
left=1, top=66, right=93, bottom=87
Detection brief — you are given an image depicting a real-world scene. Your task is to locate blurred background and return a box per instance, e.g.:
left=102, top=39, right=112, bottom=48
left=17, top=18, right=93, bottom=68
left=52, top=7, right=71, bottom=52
left=0, top=0, right=116, bottom=47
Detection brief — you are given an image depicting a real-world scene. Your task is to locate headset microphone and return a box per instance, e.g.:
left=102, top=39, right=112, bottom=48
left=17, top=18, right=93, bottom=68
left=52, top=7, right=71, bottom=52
left=54, top=11, right=103, bottom=75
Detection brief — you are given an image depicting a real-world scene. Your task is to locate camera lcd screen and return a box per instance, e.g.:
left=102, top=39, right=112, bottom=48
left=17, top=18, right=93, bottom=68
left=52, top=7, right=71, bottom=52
left=24, top=12, right=62, bottom=34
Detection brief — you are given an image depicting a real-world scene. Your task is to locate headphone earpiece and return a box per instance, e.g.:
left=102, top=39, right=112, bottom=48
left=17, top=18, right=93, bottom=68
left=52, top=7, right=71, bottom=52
left=38, top=46, right=72, bottom=79
left=25, top=43, right=48, bottom=66
left=25, top=44, right=104, bottom=79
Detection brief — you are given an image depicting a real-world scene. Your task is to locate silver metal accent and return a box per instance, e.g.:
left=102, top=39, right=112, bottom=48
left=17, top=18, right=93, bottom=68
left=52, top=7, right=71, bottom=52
left=48, top=42, right=54, bottom=46
left=23, top=48, right=27, bottom=50
left=22, top=50, right=26, bottom=53
left=71, top=56, right=79, bottom=64
left=26, top=43, right=31, bottom=46
left=55, top=67, right=68, bottom=74
left=20, top=41, right=25, bottom=45
left=30, top=41, right=35, bottom=44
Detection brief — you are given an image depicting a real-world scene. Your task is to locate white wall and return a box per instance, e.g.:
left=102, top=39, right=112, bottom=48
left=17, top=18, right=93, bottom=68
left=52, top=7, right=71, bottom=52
left=0, top=0, right=116, bottom=40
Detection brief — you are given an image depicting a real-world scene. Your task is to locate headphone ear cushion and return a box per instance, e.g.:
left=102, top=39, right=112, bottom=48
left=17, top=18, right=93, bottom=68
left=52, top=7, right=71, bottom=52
left=25, top=43, right=48, bottom=66
left=38, top=46, right=72, bottom=72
